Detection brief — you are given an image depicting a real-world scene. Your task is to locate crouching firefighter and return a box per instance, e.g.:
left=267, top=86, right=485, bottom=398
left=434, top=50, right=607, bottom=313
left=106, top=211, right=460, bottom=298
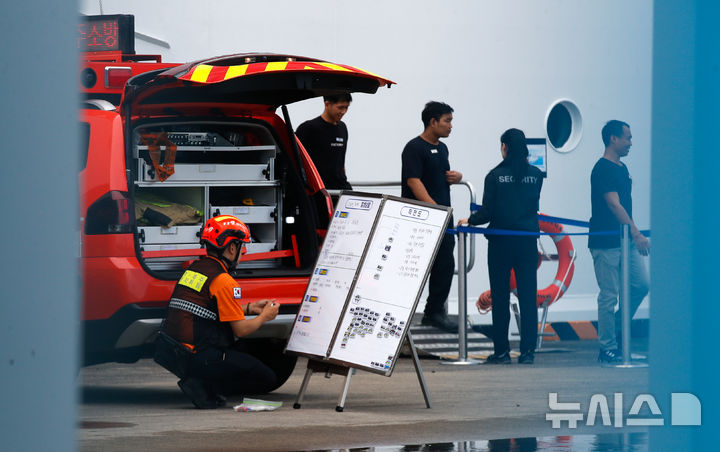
left=154, top=215, right=296, bottom=408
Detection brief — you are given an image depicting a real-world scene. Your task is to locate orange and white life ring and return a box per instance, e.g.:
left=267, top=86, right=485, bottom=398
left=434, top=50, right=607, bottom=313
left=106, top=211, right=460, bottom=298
left=476, top=218, right=576, bottom=313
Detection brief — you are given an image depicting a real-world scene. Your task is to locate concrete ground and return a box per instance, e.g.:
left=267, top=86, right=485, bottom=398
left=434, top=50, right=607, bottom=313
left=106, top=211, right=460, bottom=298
left=78, top=339, right=650, bottom=451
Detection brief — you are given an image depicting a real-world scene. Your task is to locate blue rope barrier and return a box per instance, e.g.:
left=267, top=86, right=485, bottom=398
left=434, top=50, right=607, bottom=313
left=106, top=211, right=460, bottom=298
left=465, top=203, right=650, bottom=236
left=447, top=226, right=649, bottom=237
left=471, top=203, right=590, bottom=228
left=449, top=226, right=619, bottom=236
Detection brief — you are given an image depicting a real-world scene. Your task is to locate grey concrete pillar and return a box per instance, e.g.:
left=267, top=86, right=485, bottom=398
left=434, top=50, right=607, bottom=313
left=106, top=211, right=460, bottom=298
left=651, top=0, right=719, bottom=449
left=0, top=3, right=79, bottom=451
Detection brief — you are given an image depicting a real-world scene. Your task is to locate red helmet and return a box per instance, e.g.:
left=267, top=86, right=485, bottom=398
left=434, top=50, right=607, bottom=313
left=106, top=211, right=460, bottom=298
left=200, top=215, right=251, bottom=250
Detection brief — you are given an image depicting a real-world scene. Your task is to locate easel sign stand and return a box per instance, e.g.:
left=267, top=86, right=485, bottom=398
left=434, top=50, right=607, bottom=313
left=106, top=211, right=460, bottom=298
left=285, top=192, right=451, bottom=411
left=293, top=330, right=431, bottom=412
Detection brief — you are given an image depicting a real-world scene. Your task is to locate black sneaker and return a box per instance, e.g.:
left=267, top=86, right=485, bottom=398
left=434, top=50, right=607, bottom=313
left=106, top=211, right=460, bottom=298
left=420, top=313, right=458, bottom=333
left=598, top=349, right=623, bottom=363
left=485, top=351, right=511, bottom=364
left=178, top=378, right=225, bottom=409
left=518, top=351, right=535, bottom=364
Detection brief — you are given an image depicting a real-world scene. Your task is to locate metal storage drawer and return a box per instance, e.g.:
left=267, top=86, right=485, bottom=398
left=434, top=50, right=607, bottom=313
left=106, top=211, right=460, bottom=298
left=140, top=244, right=202, bottom=251
left=245, top=242, right=276, bottom=254
left=144, top=258, right=194, bottom=272
left=210, top=205, right=276, bottom=223
left=140, top=239, right=275, bottom=252
left=138, top=225, right=202, bottom=244
left=140, top=161, right=272, bottom=182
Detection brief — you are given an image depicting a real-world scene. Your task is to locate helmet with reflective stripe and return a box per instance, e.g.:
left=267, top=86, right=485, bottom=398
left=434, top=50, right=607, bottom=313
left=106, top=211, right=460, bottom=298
left=200, top=215, right=251, bottom=250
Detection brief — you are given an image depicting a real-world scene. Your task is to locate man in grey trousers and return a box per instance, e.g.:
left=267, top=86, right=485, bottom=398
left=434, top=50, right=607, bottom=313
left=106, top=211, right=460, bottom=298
left=589, top=120, right=650, bottom=363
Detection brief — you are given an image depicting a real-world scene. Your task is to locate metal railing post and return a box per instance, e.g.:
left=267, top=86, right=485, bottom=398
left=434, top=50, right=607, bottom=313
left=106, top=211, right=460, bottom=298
left=457, top=230, right=468, bottom=359
left=441, top=228, right=480, bottom=365
left=606, top=224, right=647, bottom=368
left=620, top=224, right=631, bottom=365
left=454, top=181, right=477, bottom=274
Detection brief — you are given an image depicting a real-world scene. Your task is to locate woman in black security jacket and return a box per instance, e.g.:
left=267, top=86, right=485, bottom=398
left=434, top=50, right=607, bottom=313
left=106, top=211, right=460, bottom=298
left=458, top=128, right=543, bottom=364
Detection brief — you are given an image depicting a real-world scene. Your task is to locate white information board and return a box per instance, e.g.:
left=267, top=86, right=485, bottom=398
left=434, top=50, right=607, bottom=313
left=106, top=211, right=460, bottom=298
left=286, top=193, right=451, bottom=376
left=285, top=193, right=382, bottom=357
left=327, top=199, right=450, bottom=373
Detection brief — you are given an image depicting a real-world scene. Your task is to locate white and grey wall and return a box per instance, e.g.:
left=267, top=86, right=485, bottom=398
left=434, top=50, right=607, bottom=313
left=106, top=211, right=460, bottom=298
left=80, top=0, right=654, bottom=320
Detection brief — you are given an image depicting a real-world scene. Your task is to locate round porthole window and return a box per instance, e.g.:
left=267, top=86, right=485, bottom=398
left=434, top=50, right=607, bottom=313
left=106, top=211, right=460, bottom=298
left=545, top=99, right=582, bottom=153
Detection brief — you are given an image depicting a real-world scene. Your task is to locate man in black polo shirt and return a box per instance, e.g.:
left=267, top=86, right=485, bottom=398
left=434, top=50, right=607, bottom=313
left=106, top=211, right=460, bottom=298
left=589, top=120, right=650, bottom=363
left=401, top=101, right=463, bottom=332
left=296, top=93, right=353, bottom=191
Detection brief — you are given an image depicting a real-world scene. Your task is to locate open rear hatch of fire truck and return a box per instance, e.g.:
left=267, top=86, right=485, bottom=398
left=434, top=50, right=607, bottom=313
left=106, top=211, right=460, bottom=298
left=122, top=53, right=394, bottom=279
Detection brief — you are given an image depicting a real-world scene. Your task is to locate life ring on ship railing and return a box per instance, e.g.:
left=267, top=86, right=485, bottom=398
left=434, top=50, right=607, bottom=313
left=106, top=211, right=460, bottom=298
left=476, top=218, right=576, bottom=314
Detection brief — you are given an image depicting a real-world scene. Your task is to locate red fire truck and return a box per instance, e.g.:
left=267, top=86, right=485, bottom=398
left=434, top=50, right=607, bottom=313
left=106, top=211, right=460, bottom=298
left=79, top=14, right=393, bottom=375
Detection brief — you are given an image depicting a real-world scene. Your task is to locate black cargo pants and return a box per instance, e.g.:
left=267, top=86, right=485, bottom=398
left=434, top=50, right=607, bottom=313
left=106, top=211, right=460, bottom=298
left=487, top=235, right=538, bottom=355
left=188, top=338, right=296, bottom=396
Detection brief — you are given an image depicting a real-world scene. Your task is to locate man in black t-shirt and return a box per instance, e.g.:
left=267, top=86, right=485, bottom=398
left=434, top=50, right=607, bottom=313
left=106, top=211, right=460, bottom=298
left=296, top=93, right=353, bottom=191
left=589, top=120, right=650, bottom=363
left=401, top=101, right=463, bottom=332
